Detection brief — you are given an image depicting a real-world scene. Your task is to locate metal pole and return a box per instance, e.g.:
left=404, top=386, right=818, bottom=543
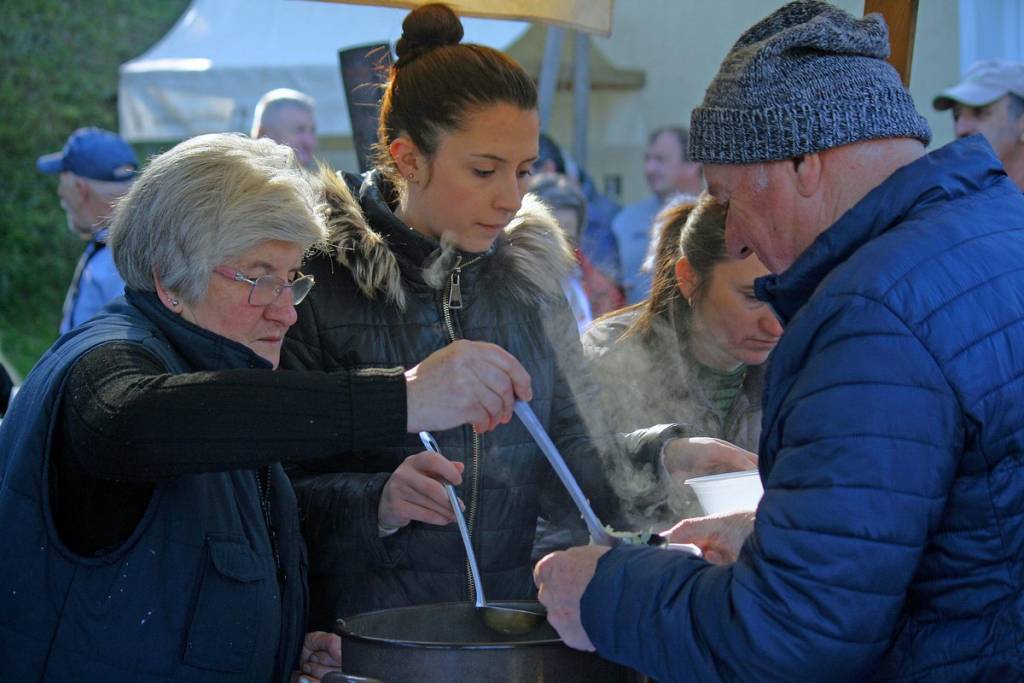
left=537, top=27, right=563, bottom=132
left=572, top=30, right=590, bottom=170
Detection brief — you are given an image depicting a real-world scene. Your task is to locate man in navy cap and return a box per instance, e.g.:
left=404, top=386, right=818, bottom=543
left=934, top=59, right=1024, bottom=189
left=38, top=127, right=137, bottom=333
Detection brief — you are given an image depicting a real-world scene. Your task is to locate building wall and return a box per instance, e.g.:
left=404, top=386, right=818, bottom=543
left=319, top=137, right=359, bottom=176
left=545, top=0, right=961, bottom=205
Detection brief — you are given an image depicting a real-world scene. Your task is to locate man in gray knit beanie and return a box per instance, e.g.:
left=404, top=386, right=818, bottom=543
left=689, top=1, right=931, bottom=165
left=535, top=2, right=1024, bottom=681
left=688, top=0, right=932, bottom=272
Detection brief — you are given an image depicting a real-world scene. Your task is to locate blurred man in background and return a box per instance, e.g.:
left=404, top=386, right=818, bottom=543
left=612, top=126, right=702, bottom=304
left=251, top=88, right=318, bottom=167
left=37, top=127, right=136, bottom=334
left=534, top=133, right=623, bottom=300
left=934, top=59, right=1024, bottom=189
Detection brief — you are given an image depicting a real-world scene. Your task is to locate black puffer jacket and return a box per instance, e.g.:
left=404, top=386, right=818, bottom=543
left=281, top=170, right=674, bottom=627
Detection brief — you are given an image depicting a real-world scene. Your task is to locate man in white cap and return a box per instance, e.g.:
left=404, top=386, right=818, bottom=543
left=934, top=59, right=1024, bottom=188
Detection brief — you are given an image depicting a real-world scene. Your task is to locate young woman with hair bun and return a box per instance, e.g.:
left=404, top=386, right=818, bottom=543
left=281, top=3, right=751, bottom=628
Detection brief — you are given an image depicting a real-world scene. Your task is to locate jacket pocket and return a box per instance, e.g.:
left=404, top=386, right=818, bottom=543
left=183, top=534, right=266, bottom=673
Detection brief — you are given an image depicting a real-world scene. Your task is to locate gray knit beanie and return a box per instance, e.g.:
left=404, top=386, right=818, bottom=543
left=689, top=0, right=931, bottom=164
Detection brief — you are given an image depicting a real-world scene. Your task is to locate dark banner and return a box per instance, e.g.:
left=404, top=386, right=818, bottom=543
left=339, top=43, right=392, bottom=174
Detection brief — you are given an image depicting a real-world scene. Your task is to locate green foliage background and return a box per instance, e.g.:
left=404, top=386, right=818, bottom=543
left=0, top=1, right=189, bottom=377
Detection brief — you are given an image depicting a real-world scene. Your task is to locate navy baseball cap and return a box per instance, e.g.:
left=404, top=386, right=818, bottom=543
left=36, top=127, right=138, bottom=181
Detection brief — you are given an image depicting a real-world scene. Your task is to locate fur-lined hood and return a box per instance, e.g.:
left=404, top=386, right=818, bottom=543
left=318, top=168, right=575, bottom=311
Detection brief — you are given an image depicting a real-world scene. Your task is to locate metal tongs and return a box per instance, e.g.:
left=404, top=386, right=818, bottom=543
left=514, top=400, right=700, bottom=555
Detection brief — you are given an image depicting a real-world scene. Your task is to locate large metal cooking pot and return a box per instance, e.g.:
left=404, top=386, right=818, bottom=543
left=326, top=601, right=646, bottom=683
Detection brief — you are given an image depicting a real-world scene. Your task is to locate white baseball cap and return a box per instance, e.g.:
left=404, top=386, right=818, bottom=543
left=934, top=59, right=1024, bottom=110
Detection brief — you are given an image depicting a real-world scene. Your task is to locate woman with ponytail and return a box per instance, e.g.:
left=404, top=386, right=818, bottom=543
left=583, top=194, right=782, bottom=526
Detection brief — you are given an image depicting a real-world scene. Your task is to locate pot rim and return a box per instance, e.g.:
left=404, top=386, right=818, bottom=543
left=336, top=601, right=562, bottom=650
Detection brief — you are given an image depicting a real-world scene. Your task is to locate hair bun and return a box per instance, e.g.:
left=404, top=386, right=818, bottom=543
left=395, top=3, right=464, bottom=65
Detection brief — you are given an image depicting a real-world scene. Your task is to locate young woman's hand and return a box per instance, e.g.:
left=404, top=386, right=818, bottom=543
left=377, top=450, right=464, bottom=529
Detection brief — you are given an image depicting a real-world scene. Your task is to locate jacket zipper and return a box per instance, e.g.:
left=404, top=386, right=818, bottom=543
left=447, top=269, right=463, bottom=310
left=442, top=256, right=483, bottom=602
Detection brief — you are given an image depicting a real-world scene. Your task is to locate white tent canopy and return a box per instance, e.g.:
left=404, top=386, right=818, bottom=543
left=118, top=0, right=529, bottom=142
left=323, top=0, right=613, bottom=35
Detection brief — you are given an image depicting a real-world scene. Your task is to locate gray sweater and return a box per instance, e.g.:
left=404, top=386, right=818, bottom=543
left=582, top=298, right=765, bottom=525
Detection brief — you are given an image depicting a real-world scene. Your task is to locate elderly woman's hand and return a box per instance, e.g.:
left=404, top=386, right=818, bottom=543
left=291, top=630, right=342, bottom=683
left=405, top=340, right=532, bottom=434
left=378, top=450, right=465, bottom=530
left=666, top=511, right=756, bottom=565
left=662, top=437, right=757, bottom=484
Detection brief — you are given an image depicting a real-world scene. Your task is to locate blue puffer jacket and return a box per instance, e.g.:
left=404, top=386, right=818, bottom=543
left=579, top=136, right=1024, bottom=682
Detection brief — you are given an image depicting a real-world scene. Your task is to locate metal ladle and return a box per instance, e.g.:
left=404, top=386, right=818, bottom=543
left=513, top=400, right=702, bottom=555
left=419, top=431, right=546, bottom=636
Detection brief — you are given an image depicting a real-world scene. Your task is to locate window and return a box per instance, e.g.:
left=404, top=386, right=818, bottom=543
left=959, top=0, right=1024, bottom=73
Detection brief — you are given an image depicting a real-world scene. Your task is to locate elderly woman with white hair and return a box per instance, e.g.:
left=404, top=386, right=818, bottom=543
left=0, top=133, right=530, bottom=683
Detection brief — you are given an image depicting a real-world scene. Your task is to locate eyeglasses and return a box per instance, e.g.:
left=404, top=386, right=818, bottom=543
left=213, top=266, right=315, bottom=306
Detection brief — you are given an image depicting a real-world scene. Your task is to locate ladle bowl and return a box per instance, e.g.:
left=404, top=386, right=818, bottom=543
left=478, top=602, right=546, bottom=636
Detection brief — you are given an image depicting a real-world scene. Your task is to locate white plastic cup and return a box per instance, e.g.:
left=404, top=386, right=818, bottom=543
left=684, top=470, right=763, bottom=515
